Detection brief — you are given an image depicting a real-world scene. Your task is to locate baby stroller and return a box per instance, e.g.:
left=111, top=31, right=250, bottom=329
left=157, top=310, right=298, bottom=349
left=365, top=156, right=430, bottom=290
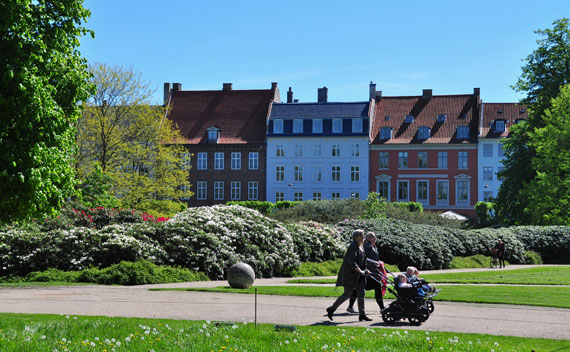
left=370, top=270, right=439, bottom=326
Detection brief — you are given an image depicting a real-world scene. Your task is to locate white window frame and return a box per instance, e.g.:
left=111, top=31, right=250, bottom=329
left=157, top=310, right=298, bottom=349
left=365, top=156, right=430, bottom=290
left=313, top=143, right=322, bottom=157
left=418, top=126, right=430, bottom=140
left=197, top=152, right=207, bottom=170
left=417, top=180, right=429, bottom=205
left=331, top=166, right=341, bottom=182
left=352, top=118, right=363, bottom=133
left=398, top=152, right=408, bottom=169
left=313, top=166, right=322, bottom=182
left=351, top=143, right=360, bottom=157
left=231, top=152, right=241, bottom=170
left=494, top=120, right=506, bottom=133
left=397, top=180, right=409, bottom=202
left=293, top=119, right=303, bottom=133
left=332, top=144, right=340, bottom=157
left=248, top=181, right=258, bottom=200
left=438, top=151, right=448, bottom=169
left=436, top=180, right=449, bottom=206
left=294, top=192, right=303, bottom=201
left=332, top=118, right=342, bottom=133
left=456, top=178, right=470, bottom=205
left=331, top=192, right=341, bottom=200
left=312, top=119, right=323, bottom=133
left=417, top=151, right=428, bottom=168
left=276, top=144, right=285, bottom=157
left=197, top=181, right=207, bottom=200
left=214, top=152, right=224, bottom=170
left=295, top=144, right=303, bottom=157
left=483, top=166, right=493, bottom=181
left=248, top=152, right=259, bottom=170
left=380, top=127, right=392, bottom=140
left=458, top=151, right=468, bottom=169
left=275, top=192, right=284, bottom=202
left=230, top=181, right=241, bottom=200
left=313, top=192, right=322, bottom=201
left=182, top=152, right=191, bottom=170
left=275, top=166, right=284, bottom=181
left=294, top=165, right=303, bottom=182
left=273, top=119, right=283, bottom=134
left=350, top=166, right=360, bottom=182
left=378, top=152, right=389, bottom=169
left=377, top=180, right=390, bottom=201
left=180, top=184, right=190, bottom=200
left=213, top=181, right=224, bottom=200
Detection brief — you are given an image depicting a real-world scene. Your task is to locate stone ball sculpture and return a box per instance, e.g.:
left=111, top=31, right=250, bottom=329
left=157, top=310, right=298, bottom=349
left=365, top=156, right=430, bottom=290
left=227, top=262, right=255, bottom=289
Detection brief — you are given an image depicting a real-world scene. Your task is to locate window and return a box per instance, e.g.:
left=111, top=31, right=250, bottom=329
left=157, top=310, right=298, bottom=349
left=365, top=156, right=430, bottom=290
left=313, top=166, right=322, bottom=182
left=351, top=143, right=360, bottom=157
left=437, top=113, right=447, bottom=123
left=207, top=128, right=220, bottom=143
left=457, top=126, right=469, bottom=139
left=275, top=192, right=284, bottom=202
left=398, top=152, right=408, bottom=169
left=458, top=151, right=468, bottom=169
left=332, top=118, right=342, bottom=133
left=483, top=167, right=493, bottom=181
left=418, top=127, right=430, bottom=140
left=294, top=192, right=303, bottom=201
left=295, top=144, right=303, bottom=157
left=294, top=165, right=303, bottom=181
left=498, top=143, right=505, bottom=157
left=438, top=152, right=448, bottom=169
left=483, top=143, right=493, bottom=157
left=397, top=180, right=409, bottom=201
left=331, top=166, right=341, bottom=182
left=350, top=192, right=360, bottom=199
left=276, top=144, right=285, bottom=157
left=197, top=181, right=207, bottom=200
left=182, top=152, right=191, bottom=170
left=197, top=152, right=207, bottom=170
left=404, top=115, right=414, bottom=123
left=275, top=166, right=284, bottom=181
left=352, top=118, right=363, bottom=133
left=483, top=191, right=493, bottom=202
left=494, top=120, right=506, bottom=133
left=312, top=119, right=323, bottom=133
left=331, top=192, right=341, bottom=200
left=249, top=152, right=258, bottom=170
left=378, top=181, right=389, bottom=200
left=273, top=119, right=283, bottom=134
left=379, top=127, right=392, bottom=140
left=331, top=144, right=340, bottom=157
left=313, top=144, right=322, bottom=157
left=214, top=152, right=224, bottom=170
left=457, top=180, right=469, bottom=205
left=231, top=152, right=241, bottom=170
left=417, top=180, right=428, bottom=205
left=313, top=192, right=322, bottom=201
left=350, top=166, right=360, bottom=182
left=248, top=181, right=258, bottom=200
left=437, top=180, right=449, bottom=205
left=378, top=152, right=389, bottom=169
left=293, top=119, right=303, bottom=133
left=230, top=181, right=241, bottom=200
left=214, top=181, right=224, bottom=200
left=180, top=184, right=190, bottom=200
left=418, top=152, right=428, bottom=168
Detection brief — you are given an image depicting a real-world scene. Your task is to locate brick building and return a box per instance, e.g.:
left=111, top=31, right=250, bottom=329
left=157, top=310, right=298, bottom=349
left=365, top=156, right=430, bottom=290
left=165, top=82, right=280, bottom=206
left=369, top=88, right=481, bottom=217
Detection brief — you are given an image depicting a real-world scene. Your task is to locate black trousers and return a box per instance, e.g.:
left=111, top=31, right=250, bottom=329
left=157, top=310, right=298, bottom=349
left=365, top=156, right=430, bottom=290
left=329, top=277, right=366, bottom=315
left=348, top=277, right=384, bottom=310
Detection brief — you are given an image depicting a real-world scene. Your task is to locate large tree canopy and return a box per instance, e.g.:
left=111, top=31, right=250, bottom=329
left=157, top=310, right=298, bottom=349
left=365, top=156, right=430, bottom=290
left=0, top=0, right=93, bottom=223
left=496, top=18, right=570, bottom=225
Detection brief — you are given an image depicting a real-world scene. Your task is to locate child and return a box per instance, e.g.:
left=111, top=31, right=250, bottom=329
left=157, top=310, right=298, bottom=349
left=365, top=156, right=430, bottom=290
left=412, top=267, right=439, bottom=293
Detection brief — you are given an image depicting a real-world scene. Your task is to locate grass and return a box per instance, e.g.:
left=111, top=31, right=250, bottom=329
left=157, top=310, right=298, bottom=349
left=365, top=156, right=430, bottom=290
left=158, top=285, right=570, bottom=308
left=0, top=281, right=91, bottom=288
left=0, top=313, right=568, bottom=351
left=292, top=259, right=399, bottom=277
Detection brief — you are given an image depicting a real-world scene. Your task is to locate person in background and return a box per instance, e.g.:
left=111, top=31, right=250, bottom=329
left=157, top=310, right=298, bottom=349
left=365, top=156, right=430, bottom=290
left=326, top=229, right=371, bottom=322
left=497, top=238, right=506, bottom=268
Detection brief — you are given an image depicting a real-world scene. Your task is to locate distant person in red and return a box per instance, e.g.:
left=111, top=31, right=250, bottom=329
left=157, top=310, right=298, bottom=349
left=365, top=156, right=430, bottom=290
left=497, top=239, right=506, bottom=268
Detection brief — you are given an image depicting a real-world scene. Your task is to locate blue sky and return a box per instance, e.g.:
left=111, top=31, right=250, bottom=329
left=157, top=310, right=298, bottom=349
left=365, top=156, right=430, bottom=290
left=80, top=0, right=570, bottom=104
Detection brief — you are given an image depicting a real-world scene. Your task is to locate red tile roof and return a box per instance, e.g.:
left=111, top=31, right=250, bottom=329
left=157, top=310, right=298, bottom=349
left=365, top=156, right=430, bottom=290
left=167, top=87, right=277, bottom=144
left=371, top=94, right=480, bottom=145
left=480, top=103, right=528, bottom=138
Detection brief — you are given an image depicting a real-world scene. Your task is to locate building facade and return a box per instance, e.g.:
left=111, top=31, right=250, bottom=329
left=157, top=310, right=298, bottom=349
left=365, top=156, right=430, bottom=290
left=266, top=87, right=371, bottom=202
left=369, top=88, right=481, bottom=217
left=165, top=82, right=279, bottom=206
left=478, top=103, right=528, bottom=201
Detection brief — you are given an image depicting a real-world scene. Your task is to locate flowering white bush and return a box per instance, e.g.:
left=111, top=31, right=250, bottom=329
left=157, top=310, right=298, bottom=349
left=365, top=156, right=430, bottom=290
left=284, top=221, right=345, bottom=263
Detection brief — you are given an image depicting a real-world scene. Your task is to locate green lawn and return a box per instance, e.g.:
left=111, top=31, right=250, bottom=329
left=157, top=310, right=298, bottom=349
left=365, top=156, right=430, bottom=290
left=0, top=313, right=567, bottom=351
left=0, top=281, right=91, bottom=288
left=288, top=266, right=570, bottom=285
left=157, top=285, right=570, bottom=308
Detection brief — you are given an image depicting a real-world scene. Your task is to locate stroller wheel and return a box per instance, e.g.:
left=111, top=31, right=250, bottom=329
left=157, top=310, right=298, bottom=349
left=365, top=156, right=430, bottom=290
left=381, top=311, right=396, bottom=324
left=408, top=307, right=430, bottom=326
left=426, top=301, right=435, bottom=313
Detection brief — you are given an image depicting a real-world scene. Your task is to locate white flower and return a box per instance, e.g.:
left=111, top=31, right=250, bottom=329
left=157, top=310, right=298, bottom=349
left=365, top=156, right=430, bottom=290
left=285, top=340, right=289, bottom=344
left=40, top=335, right=46, bottom=340
left=61, top=338, right=67, bottom=343
left=322, top=345, right=328, bottom=350
left=232, top=324, right=238, bottom=329
left=90, top=342, right=96, bottom=347
left=125, top=337, right=131, bottom=342
left=293, top=339, right=297, bottom=343
left=337, top=342, right=341, bottom=347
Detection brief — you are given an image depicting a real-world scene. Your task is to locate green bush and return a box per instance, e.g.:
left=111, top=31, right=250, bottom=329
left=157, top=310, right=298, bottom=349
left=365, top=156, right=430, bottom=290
left=226, top=201, right=275, bottom=215
left=275, top=201, right=302, bottom=210
left=449, top=255, right=494, bottom=269
left=510, top=226, right=570, bottom=263
left=524, top=251, right=543, bottom=264
left=389, top=201, right=423, bottom=213
left=361, top=192, right=387, bottom=220
left=384, top=203, right=468, bottom=228
left=271, top=199, right=363, bottom=224
left=284, top=221, right=345, bottom=263
left=475, top=201, right=496, bottom=228
left=137, top=199, right=187, bottom=218
left=292, top=259, right=343, bottom=277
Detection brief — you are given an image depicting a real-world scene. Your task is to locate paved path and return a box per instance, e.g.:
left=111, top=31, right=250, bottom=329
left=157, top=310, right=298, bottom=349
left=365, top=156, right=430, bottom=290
left=1, top=265, right=570, bottom=340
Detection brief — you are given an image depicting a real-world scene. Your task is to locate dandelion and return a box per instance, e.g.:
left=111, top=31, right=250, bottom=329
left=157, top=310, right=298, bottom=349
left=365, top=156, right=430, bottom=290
left=116, top=342, right=121, bottom=347
left=404, top=331, right=408, bottom=335
left=337, top=342, right=341, bottom=347
left=90, top=342, right=96, bottom=347
left=232, top=325, right=238, bottom=329
left=62, top=338, right=67, bottom=343
left=203, top=324, right=207, bottom=329
left=285, top=340, right=289, bottom=344
left=494, top=342, right=499, bottom=346
left=41, top=335, right=46, bottom=340
left=206, top=320, right=211, bottom=325
left=225, top=335, right=229, bottom=339
left=125, top=337, right=131, bottom=342
left=322, top=345, right=328, bottom=350
left=293, top=339, right=298, bottom=343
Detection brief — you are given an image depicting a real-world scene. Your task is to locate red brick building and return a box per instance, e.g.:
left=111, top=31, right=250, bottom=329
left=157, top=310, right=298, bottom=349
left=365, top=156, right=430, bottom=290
left=165, top=82, right=280, bottom=206
left=369, top=89, right=481, bottom=217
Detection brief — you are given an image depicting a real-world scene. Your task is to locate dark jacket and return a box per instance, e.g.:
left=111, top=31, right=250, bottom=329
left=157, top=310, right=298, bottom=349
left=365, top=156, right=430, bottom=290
left=336, top=240, right=365, bottom=287
left=364, top=241, right=380, bottom=273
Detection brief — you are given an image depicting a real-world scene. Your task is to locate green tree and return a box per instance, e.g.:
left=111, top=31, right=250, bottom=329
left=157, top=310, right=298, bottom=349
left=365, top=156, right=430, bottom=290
left=78, top=163, right=119, bottom=209
left=0, top=0, right=93, bottom=223
left=520, top=84, right=570, bottom=225
left=361, top=192, right=387, bottom=220
left=496, top=18, right=570, bottom=224
left=76, top=63, right=191, bottom=212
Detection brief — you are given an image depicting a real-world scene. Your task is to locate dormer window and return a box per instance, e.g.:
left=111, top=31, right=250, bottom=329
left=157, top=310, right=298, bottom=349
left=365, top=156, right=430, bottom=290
left=494, top=119, right=506, bottom=133
left=312, top=118, right=323, bottom=133
left=404, top=114, right=415, bottom=123
left=385, top=115, right=391, bottom=120
left=293, top=119, right=303, bottom=133
left=519, top=108, right=526, bottom=113
left=332, top=118, right=342, bottom=133
left=437, top=114, right=447, bottom=123
left=352, top=118, right=363, bottom=133
left=379, top=127, right=392, bottom=140
left=418, top=126, right=431, bottom=140
left=515, top=118, right=526, bottom=124
left=273, top=119, right=283, bottom=134
left=456, top=126, right=469, bottom=139
left=207, top=127, right=220, bottom=143
left=497, top=109, right=503, bottom=114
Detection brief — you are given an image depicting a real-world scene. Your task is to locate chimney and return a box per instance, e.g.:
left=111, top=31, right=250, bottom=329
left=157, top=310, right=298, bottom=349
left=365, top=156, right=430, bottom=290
left=271, top=82, right=278, bottom=91
left=318, top=86, right=328, bottom=103
left=375, top=90, right=383, bottom=101
left=287, top=87, right=293, bottom=103
left=369, top=81, right=376, bottom=100
left=222, top=83, right=233, bottom=91
left=422, top=89, right=432, bottom=99
left=172, top=83, right=182, bottom=91
left=473, top=87, right=480, bottom=96
left=163, top=83, right=171, bottom=105
left=293, top=99, right=299, bottom=103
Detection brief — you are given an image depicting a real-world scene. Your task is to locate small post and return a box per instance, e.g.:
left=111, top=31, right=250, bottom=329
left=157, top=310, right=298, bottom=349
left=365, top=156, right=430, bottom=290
left=255, top=288, right=258, bottom=328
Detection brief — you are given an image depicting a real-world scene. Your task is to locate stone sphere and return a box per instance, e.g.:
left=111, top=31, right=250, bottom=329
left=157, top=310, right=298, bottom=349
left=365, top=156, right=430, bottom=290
left=227, top=262, right=255, bottom=289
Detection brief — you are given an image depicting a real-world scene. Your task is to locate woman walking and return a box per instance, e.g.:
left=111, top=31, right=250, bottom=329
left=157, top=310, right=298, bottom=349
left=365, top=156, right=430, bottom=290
left=326, top=229, right=371, bottom=321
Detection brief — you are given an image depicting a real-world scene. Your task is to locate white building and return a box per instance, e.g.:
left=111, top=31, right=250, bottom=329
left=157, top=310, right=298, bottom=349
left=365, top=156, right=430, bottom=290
left=266, top=87, right=371, bottom=202
left=478, top=103, right=527, bottom=202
